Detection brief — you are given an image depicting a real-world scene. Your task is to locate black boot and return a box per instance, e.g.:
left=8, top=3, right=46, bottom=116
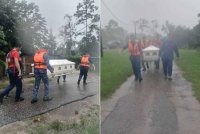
left=77, top=80, right=80, bottom=85
left=15, top=97, right=24, bottom=102
left=43, top=96, right=53, bottom=101
left=0, top=94, right=4, bottom=104
left=139, top=78, right=143, bottom=83
left=142, top=68, right=146, bottom=71
left=83, top=79, right=87, bottom=85
left=57, top=77, right=60, bottom=83
left=63, top=75, right=66, bottom=82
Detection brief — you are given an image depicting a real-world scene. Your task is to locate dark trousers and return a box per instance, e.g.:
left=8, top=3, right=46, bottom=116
left=57, top=75, right=66, bottom=83
left=162, top=58, right=173, bottom=77
left=32, top=72, right=49, bottom=100
left=78, top=66, right=89, bottom=82
left=1, top=68, right=22, bottom=99
left=142, top=61, right=149, bottom=70
left=154, top=57, right=160, bottom=69
left=131, top=56, right=142, bottom=80
left=130, top=56, right=135, bottom=74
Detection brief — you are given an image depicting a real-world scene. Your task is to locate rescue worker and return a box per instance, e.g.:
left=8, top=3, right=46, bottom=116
left=77, top=53, right=95, bottom=86
left=140, top=37, right=149, bottom=71
left=0, top=45, right=24, bottom=103
left=5, top=50, right=23, bottom=98
left=144, top=39, right=150, bottom=69
left=31, top=48, right=54, bottom=104
left=152, top=34, right=162, bottom=69
left=128, top=36, right=143, bottom=82
left=160, top=34, right=179, bottom=80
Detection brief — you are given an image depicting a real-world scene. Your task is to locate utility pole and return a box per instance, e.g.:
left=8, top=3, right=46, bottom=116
left=133, top=21, right=138, bottom=38
left=100, top=22, right=103, bottom=57
left=85, top=4, right=88, bottom=47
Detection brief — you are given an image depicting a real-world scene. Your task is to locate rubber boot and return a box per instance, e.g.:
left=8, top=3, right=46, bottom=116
left=83, top=79, right=87, bottom=85
left=0, top=94, right=4, bottom=104
left=77, top=80, right=80, bottom=85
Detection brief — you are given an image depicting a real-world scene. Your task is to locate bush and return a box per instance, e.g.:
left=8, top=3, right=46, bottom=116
left=68, top=56, right=81, bottom=69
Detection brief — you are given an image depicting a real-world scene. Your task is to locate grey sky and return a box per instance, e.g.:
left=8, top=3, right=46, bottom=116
left=101, top=0, right=200, bottom=32
left=24, top=0, right=100, bottom=40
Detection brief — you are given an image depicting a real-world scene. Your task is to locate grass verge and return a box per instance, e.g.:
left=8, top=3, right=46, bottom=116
left=101, top=49, right=132, bottom=100
left=176, top=49, right=200, bottom=101
left=29, top=104, right=99, bottom=134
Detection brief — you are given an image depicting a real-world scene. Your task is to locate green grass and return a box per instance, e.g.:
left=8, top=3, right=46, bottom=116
left=176, top=49, right=200, bottom=101
left=101, top=50, right=133, bottom=100
left=29, top=105, right=99, bottom=134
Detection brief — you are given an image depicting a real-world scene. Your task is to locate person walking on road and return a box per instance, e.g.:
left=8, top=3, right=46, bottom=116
left=31, top=48, right=54, bottom=104
left=0, top=45, right=24, bottom=103
left=160, top=34, right=179, bottom=80
left=141, top=37, right=149, bottom=71
left=6, top=50, right=24, bottom=98
left=152, top=34, right=162, bottom=70
left=77, top=53, right=95, bottom=86
left=128, top=35, right=143, bottom=82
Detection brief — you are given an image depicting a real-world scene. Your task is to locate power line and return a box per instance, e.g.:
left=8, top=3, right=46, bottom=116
left=101, top=0, right=132, bottom=26
left=75, top=22, right=94, bottom=33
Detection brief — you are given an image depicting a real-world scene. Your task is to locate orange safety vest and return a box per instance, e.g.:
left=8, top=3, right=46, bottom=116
left=34, top=49, right=47, bottom=69
left=80, top=55, right=90, bottom=67
left=7, top=49, right=18, bottom=68
left=128, top=40, right=141, bottom=56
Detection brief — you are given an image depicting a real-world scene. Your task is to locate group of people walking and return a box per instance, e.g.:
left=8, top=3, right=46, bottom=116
left=0, top=45, right=95, bottom=104
left=128, top=33, right=179, bottom=82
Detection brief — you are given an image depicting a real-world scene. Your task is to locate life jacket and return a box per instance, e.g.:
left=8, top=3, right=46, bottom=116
left=128, top=40, right=141, bottom=56
left=80, top=55, right=90, bottom=67
left=6, top=49, right=19, bottom=68
left=34, top=49, right=47, bottom=69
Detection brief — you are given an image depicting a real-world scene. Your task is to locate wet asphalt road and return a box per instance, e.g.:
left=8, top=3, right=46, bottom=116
left=102, top=64, right=200, bottom=134
left=0, top=72, right=99, bottom=127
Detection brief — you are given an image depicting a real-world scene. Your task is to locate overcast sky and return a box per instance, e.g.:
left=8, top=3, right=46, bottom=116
left=24, top=0, right=100, bottom=41
left=101, top=0, right=200, bottom=32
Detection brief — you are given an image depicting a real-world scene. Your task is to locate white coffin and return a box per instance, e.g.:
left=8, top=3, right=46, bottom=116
left=142, top=45, right=160, bottom=61
left=30, top=59, right=75, bottom=76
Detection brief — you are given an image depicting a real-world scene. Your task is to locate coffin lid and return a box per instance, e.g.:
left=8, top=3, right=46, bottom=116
left=49, top=59, right=75, bottom=66
left=31, top=59, right=75, bottom=66
left=142, top=45, right=159, bottom=52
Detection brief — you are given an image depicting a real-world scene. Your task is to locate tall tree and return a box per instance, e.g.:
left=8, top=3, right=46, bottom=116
left=151, top=20, right=159, bottom=35
left=162, top=21, right=192, bottom=48
left=59, top=14, right=76, bottom=58
left=0, top=26, right=7, bottom=66
left=161, top=21, right=176, bottom=35
left=46, top=29, right=57, bottom=55
left=15, top=0, right=48, bottom=52
left=0, top=0, right=49, bottom=54
left=102, top=19, right=127, bottom=48
left=74, top=0, right=100, bottom=55
left=0, top=0, right=18, bottom=52
left=189, top=13, right=200, bottom=48
left=138, top=18, right=149, bottom=35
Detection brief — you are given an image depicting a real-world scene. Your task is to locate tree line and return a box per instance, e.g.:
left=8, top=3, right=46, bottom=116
left=102, top=15, right=200, bottom=50
left=0, top=0, right=100, bottom=66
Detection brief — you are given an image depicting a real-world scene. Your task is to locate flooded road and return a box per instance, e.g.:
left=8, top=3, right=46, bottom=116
left=0, top=73, right=99, bottom=127
left=102, top=64, right=200, bottom=134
